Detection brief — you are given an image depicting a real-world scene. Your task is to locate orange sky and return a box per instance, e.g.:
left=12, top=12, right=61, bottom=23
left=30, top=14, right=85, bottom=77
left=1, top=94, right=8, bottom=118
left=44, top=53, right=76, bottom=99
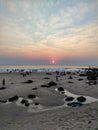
left=0, top=0, right=98, bottom=65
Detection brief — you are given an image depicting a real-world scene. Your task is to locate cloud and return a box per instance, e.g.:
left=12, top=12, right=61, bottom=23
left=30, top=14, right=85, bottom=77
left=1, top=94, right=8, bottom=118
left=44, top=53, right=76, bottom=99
left=0, top=0, right=98, bottom=64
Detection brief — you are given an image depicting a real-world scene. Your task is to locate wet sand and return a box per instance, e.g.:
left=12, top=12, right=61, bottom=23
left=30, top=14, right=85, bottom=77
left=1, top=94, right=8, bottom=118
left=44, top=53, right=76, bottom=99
left=0, top=71, right=98, bottom=130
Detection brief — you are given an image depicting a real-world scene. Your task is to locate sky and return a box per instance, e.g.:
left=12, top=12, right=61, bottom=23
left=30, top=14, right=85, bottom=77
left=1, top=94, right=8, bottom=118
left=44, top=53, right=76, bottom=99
left=0, top=0, right=98, bottom=65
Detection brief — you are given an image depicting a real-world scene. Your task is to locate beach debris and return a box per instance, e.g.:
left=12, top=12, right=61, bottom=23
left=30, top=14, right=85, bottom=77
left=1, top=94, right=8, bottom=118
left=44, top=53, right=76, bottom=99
left=67, top=102, right=83, bottom=107
left=28, top=94, right=36, bottom=99
left=8, top=95, right=19, bottom=102
left=77, top=96, right=86, bottom=102
left=65, top=97, right=74, bottom=101
left=24, top=80, right=33, bottom=84
left=58, top=87, right=64, bottom=92
left=85, top=67, right=98, bottom=85
left=48, top=81, right=57, bottom=86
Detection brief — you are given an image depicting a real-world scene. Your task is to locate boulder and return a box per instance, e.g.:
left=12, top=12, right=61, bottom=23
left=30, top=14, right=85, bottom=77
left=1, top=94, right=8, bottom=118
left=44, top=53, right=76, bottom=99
left=58, top=87, right=64, bottom=91
left=67, top=102, right=83, bottom=107
left=21, top=99, right=28, bottom=104
left=77, top=96, right=86, bottom=102
left=48, top=81, right=57, bottom=86
left=65, top=97, right=74, bottom=101
left=25, top=103, right=30, bottom=107
left=0, top=99, right=7, bottom=103
left=8, top=96, right=19, bottom=102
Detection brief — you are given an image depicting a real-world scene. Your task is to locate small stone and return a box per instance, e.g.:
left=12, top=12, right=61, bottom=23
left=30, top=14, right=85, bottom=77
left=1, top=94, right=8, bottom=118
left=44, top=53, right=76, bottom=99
left=88, top=121, right=91, bottom=124
left=28, top=94, right=36, bottom=99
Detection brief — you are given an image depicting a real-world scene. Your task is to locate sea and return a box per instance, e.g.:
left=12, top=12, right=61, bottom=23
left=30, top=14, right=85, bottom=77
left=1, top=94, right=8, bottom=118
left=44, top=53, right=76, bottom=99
left=0, top=64, right=94, bottom=72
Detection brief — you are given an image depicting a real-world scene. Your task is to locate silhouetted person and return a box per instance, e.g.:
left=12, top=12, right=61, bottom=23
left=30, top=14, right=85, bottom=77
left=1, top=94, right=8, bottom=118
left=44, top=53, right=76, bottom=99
left=56, top=75, right=59, bottom=81
left=2, top=79, right=5, bottom=87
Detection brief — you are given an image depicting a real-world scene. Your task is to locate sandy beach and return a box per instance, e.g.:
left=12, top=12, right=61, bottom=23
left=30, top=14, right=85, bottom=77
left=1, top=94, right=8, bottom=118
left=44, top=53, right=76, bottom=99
left=0, top=70, right=98, bottom=130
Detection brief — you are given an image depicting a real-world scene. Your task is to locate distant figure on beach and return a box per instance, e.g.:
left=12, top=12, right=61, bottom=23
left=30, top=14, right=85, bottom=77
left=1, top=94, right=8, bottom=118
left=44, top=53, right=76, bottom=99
left=56, top=75, right=59, bottom=81
left=2, top=79, right=5, bottom=87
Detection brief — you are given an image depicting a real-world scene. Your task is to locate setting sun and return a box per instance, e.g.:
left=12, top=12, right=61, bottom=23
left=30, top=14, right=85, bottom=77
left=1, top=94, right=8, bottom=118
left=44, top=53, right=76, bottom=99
left=51, top=60, right=56, bottom=64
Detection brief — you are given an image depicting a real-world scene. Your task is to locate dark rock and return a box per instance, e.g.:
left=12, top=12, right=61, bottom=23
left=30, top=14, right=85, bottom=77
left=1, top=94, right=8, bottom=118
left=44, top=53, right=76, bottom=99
left=21, top=99, right=28, bottom=104
left=79, top=74, right=87, bottom=76
left=48, top=81, right=57, bottom=86
left=25, top=103, right=30, bottom=107
left=58, top=87, right=64, bottom=91
left=69, top=76, right=73, bottom=79
left=40, top=85, right=49, bottom=88
left=34, top=102, right=39, bottom=105
left=32, top=87, right=38, bottom=90
left=24, top=80, right=33, bottom=83
left=87, top=75, right=97, bottom=80
left=68, top=81, right=73, bottom=83
left=8, top=96, right=19, bottom=102
left=77, top=96, right=86, bottom=102
left=46, top=73, right=52, bottom=75
left=65, top=97, right=74, bottom=101
left=44, top=77, right=50, bottom=79
left=66, top=72, right=71, bottom=75
left=28, top=94, right=36, bottom=99
left=61, top=91, right=65, bottom=94
left=88, top=80, right=97, bottom=85
left=67, top=102, right=83, bottom=107
left=78, top=78, right=83, bottom=81
left=0, top=99, right=7, bottom=103
left=0, top=87, right=6, bottom=90
left=88, top=121, right=91, bottom=124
